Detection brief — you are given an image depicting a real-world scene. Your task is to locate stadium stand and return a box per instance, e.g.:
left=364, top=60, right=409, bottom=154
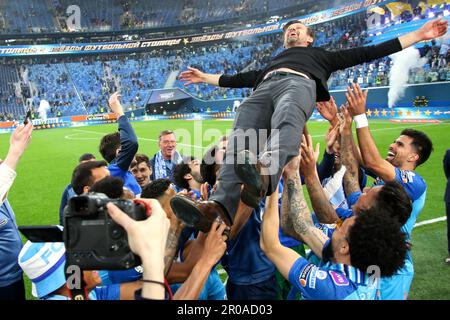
left=1, top=0, right=449, bottom=119
left=0, top=0, right=348, bottom=33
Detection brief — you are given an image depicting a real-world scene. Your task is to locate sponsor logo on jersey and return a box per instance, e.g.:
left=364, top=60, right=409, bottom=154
left=298, top=264, right=314, bottom=287
left=329, top=271, right=349, bottom=286
left=308, top=266, right=320, bottom=289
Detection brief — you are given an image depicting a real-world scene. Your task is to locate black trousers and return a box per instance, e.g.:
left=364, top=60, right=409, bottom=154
left=0, top=278, right=25, bottom=300
left=210, top=74, right=316, bottom=220
left=226, top=275, right=280, bottom=300
left=446, top=202, right=450, bottom=254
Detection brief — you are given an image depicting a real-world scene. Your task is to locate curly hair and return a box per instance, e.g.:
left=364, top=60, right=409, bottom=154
left=173, top=163, right=192, bottom=190
left=99, top=132, right=120, bottom=163
left=375, top=180, right=412, bottom=226
left=348, top=208, right=407, bottom=277
left=141, top=178, right=171, bottom=199
left=90, top=176, right=124, bottom=199
left=201, top=145, right=219, bottom=186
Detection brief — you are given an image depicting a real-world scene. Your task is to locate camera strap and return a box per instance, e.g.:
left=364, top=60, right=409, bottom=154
left=65, top=262, right=89, bottom=300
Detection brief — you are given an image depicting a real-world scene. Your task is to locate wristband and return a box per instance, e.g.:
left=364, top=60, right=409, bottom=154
left=353, top=114, right=368, bottom=129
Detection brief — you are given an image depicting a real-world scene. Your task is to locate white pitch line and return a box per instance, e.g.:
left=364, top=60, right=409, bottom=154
left=414, top=216, right=447, bottom=228
left=64, top=133, right=100, bottom=140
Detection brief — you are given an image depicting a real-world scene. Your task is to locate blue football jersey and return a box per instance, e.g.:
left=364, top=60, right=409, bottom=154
left=288, top=257, right=377, bottom=300
left=377, top=167, right=426, bottom=300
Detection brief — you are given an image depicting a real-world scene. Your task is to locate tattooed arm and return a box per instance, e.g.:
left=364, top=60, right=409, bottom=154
left=163, top=223, right=184, bottom=276
left=301, top=134, right=340, bottom=224
left=283, top=155, right=330, bottom=259
left=339, top=107, right=361, bottom=195
left=260, top=184, right=306, bottom=279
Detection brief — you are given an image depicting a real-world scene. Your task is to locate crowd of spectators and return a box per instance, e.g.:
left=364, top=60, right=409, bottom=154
left=1, top=2, right=450, bottom=119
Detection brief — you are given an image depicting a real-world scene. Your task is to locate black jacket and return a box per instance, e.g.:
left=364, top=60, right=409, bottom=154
left=219, top=38, right=403, bottom=101
left=444, top=149, right=450, bottom=202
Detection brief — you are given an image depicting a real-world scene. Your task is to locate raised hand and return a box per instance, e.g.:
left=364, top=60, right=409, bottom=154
left=9, top=123, right=33, bottom=159
left=417, top=17, right=448, bottom=41
left=200, top=220, right=227, bottom=266
left=339, top=105, right=353, bottom=134
left=3, top=122, right=33, bottom=171
left=317, top=96, right=338, bottom=126
left=300, top=134, right=318, bottom=178
left=200, top=182, right=209, bottom=201
left=325, top=123, right=339, bottom=154
left=178, top=67, right=206, bottom=86
left=108, top=92, right=124, bottom=117
left=345, top=83, right=368, bottom=117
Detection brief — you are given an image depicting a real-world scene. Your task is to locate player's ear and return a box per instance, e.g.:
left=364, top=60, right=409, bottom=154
left=408, top=153, right=419, bottom=164
left=339, top=240, right=350, bottom=256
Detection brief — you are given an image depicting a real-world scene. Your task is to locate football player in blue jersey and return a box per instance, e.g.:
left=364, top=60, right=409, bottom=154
left=346, top=84, right=433, bottom=299
left=260, top=154, right=408, bottom=300
left=99, top=92, right=141, bottom=198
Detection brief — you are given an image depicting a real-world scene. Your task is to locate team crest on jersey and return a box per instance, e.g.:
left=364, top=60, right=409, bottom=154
left=0, top=219, right=7, bottom=227
left=329, top=271, right=349, bottom=286
left=316, top=270, right=327, bottom=280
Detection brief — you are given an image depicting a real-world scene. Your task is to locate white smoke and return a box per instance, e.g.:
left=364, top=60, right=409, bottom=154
left=388, top=47, right=428, bottom=108
left=38, top=99, right=50, bottom=122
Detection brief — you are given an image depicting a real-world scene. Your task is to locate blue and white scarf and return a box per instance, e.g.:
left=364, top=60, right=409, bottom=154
left=154, top=150, right=183, bottom=179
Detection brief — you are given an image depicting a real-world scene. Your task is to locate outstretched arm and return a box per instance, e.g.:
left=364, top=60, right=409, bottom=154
left=338, top=107, right=361, bottom=195
left=301, top=135, right=340, bottom=224
left=179, top=66, right=261, bottom=88
left=398, top=18, right=448, bottom=49
left=173, top=221, right=227, bottom=300
left=345, top=84, right=396, bottom=182
left=1, top=123, right=33, bottom=203
left=327, top=18, right=448, bottom=72
left=261, top=185, right=305, bottom=279
left=281, top=154, right=329, bottom=258
left=178, top=67, right=221, bottom=86
left=109, top=92, right=138, bottom=171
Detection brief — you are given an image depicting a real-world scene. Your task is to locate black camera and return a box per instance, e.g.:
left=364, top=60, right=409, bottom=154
left=63, top=193, right=148, bottom=270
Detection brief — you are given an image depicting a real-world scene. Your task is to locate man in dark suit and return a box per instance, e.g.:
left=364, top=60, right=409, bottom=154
left=444, top=149, right=450, bottom=264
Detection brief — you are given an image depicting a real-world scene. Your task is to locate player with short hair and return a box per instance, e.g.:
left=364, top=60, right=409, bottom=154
left=346, top=83, right=433, bottom=300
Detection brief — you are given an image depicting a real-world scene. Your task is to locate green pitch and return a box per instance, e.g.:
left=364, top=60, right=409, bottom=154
left=0, top=119, right=449, bottom=300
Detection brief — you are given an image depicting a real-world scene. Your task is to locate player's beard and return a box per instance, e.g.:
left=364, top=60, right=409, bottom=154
left=322, top=239, right=335, bottom=263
